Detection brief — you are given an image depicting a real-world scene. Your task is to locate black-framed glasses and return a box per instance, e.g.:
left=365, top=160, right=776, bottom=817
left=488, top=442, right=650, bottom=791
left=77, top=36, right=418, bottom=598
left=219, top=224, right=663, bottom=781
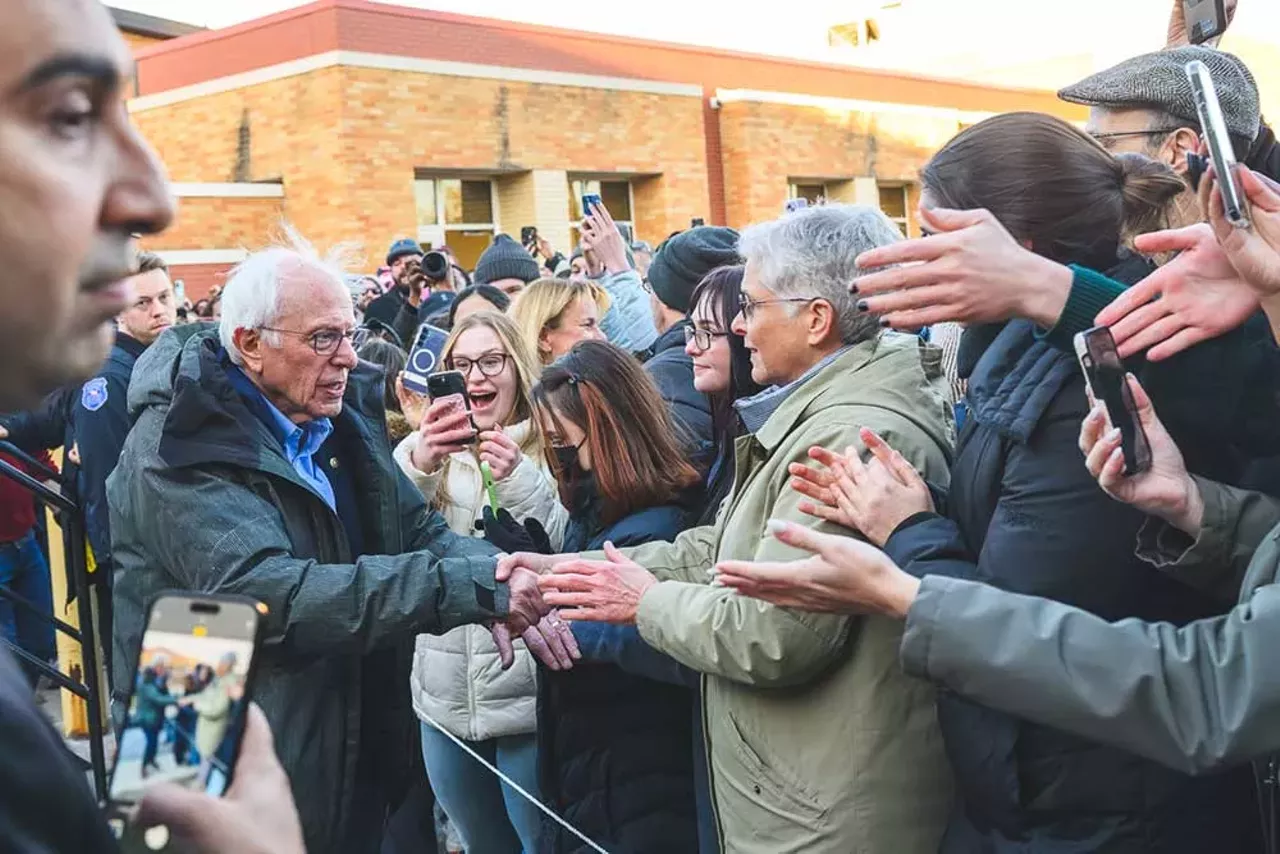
left=737, top=292, right=819, bottom=320
left=261, top=326, right=369, bottom=355
left=1089, top=128, right=1182, bottom=144
left=447, top=352, right=511, bottom=379
left=683, top=325, right=729, bottom=352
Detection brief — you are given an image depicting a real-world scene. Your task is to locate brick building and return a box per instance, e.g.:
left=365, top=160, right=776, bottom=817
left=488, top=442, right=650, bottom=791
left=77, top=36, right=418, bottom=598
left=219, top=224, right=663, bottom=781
left=121, top=0, right=1083, bottom=298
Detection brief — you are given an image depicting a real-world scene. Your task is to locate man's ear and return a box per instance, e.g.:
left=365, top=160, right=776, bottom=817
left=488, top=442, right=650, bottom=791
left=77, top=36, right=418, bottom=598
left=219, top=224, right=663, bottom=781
left=234, top=327, right=265, bottom=374
left=1163, top=127, right=1202, bottom=176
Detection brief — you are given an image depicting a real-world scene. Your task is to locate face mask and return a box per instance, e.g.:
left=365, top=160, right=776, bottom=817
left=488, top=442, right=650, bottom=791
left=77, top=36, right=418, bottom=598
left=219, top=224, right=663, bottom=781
left=553, top=443, right=584, bottom=483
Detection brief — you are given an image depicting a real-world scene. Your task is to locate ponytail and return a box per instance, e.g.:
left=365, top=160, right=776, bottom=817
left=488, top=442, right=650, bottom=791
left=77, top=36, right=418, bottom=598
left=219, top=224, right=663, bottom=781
left=1114, top=152, right=1184, bottom=239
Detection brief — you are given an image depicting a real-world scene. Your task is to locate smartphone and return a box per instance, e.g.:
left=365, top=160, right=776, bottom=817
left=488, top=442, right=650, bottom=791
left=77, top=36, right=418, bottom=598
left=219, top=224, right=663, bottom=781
left=427, top=369, right=479, bottom=434
left=106, top=593, right=264, bottom=849
left=581, top=193, right=603, bottom=218
left=520, top=226, right=538, bottom=248
left=401, top=324, right=450, bottom=395
left=1183, top=0, right=1228, bottom=44
left=1074, top=327, right=1152, bottom=476
left=691, top=217, right=706, bottom=228
left=1186, top=60, right=1250, bottom=228
left=784, top=198, right=809, bottom=214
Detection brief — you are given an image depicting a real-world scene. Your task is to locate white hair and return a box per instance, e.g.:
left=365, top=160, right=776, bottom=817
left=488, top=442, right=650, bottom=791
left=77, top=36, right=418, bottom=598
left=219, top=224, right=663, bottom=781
left=219, top=223, right=361, bottom=364
left=737, top=203, right=902, bottom=345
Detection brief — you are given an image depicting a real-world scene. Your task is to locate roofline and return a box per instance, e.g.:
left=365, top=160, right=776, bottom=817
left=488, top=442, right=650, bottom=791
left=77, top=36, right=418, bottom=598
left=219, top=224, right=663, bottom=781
left=132, top=0, right=1065, bottom=103
left=110, top=6, right=205, bottom=39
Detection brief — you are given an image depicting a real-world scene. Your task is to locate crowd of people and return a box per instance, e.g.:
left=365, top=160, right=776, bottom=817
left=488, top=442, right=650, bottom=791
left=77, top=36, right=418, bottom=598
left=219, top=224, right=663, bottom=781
left=5, top=1, right=1280, bottom=853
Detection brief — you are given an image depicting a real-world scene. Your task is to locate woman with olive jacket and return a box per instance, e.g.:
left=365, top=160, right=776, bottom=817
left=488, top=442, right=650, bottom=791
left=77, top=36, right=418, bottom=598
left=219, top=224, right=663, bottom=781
left=392, top=310, right=568, bottom=854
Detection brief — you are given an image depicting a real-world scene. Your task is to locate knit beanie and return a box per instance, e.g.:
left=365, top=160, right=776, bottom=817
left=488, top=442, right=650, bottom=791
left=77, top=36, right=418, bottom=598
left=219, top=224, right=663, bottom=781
left=386, top=238, right=422, bottom=267
left=474, top=234, right=541, bottom=285
left=647, top=226, right=740, bottom=313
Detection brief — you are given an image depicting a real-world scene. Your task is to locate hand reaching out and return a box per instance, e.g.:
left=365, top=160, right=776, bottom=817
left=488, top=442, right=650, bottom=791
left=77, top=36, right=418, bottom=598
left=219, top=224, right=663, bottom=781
left=537, top=542, right=657, bottom=625
left=579, top=203, right=629, bottom=274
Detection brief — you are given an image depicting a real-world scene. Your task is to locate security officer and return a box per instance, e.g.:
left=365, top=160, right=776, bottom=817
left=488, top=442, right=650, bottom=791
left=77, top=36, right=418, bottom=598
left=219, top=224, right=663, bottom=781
left=73, top=250, right=177, bottom=675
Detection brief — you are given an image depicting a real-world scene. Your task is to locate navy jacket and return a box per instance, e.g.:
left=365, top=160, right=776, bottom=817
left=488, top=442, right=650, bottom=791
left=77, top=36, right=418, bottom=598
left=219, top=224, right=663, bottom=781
left=885, top=315, right=1263, bottom=853
left=73, top=332, right=147, bottom=576
left=537, top=499, right=702, bottom=854
left=642, top=320, right=713, bottom=470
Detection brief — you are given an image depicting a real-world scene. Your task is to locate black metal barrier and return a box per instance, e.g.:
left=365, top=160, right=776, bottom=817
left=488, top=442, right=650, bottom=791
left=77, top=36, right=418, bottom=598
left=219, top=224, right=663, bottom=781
left=0, top=440, right=108, bottom=799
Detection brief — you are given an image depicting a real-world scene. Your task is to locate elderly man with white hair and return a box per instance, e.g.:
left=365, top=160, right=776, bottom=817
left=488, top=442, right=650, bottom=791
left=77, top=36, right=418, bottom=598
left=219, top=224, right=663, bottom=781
left=517, top=204, right=958, bottom=853
left=106, top=230, right=573, bottom=854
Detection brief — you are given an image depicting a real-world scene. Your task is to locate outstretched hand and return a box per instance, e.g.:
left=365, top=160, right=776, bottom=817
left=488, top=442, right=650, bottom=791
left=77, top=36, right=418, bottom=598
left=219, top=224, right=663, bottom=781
left=715, top=520, right=919, bottom=617
left=537, top=542, right=656, bottom=625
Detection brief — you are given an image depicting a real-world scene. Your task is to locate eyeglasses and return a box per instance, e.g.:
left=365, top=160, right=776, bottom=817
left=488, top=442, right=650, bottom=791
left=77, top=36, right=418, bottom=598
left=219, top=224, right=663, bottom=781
left=683, top=325, right=729, bottom=352
left=1089, top=128, right=1183, bottom=144
left=447, top=352, right=511, bottom=379
left=737, top=292, right=820, bottom=320
left=261, top=326, right=369, bottom=356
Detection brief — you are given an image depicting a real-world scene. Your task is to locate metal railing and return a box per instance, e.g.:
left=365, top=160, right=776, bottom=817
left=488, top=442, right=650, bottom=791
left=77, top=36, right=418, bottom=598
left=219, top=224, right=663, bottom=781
left=0, top=440, right=108, bottom=799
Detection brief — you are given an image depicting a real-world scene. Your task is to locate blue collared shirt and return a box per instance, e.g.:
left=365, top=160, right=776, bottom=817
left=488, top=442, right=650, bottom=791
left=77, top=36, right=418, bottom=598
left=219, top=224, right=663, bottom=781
left=222, top=355, right=337, bottom=511
left=734, top=345, right=852, bottom=434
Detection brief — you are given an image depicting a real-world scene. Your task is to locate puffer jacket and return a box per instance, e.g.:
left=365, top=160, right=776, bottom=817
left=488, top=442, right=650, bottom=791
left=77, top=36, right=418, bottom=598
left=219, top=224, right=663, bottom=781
left=642, top=319, right=713, bottom=470
left=884, top=314, right=1262, bottom=852
left=395, top=422, right=568, bottom=741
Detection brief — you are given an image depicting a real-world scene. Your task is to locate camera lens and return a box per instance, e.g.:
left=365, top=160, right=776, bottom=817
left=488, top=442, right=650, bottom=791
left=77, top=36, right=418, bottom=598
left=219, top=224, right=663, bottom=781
left=423, top=251, right=450, bottom=282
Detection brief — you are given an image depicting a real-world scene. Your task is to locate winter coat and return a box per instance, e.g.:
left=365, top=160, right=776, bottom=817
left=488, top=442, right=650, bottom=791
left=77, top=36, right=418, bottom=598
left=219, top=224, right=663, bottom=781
left=106, top=326, right=506, bottom=854
left=595, top=269, right=658, bottom=353
left=603, top=334, right=957, bottom=854
left=394, top=423, right=567, bottom=741
left=643, top=319, right=714, bottom=470
left=538, top=497, right=700, bottom=854
left=884, top=318, right=1262, bottom=853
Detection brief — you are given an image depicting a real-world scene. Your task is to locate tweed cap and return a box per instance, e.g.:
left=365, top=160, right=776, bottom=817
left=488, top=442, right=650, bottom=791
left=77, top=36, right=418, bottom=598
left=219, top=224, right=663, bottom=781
left=1059, top=46, right=1260, bottom=142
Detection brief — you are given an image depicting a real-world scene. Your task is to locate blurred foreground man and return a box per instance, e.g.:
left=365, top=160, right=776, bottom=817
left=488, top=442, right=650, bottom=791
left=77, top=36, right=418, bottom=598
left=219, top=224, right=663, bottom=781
left=108, top=232, right=567, bottom=854
left=0, top=2, right=304, bottom=853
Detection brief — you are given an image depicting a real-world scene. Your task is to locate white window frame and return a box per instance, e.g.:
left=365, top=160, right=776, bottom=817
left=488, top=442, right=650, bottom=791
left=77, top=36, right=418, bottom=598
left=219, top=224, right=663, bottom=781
left=414, top=176, right=500, bottom=249
left=877, top=182, right=911, bottom=234
left=789, top=181, right=829, bottom=204
left=568, top=177, right=636, bottom=246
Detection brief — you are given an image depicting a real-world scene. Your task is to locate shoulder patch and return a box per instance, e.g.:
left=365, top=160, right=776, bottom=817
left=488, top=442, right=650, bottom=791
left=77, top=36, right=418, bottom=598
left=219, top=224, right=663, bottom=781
left=81, top=377, right=109, bottom=412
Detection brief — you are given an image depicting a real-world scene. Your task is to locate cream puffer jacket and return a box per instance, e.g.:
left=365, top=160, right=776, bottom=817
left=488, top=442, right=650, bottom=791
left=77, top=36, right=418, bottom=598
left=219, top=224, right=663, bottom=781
left=394, top=421, right=569, bottom=741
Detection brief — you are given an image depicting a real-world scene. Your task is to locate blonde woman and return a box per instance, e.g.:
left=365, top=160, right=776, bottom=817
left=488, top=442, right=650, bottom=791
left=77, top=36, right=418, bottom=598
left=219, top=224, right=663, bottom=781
left=393, top=310, right=568, bottom=853
left=508, top=277, right=610, bottom=364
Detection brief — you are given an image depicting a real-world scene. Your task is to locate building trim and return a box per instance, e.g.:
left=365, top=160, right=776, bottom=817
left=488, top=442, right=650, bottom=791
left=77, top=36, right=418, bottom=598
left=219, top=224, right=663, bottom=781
left=155, top=249, right=249, bottom=265
left=129, top=50, right=702, bottom=112
left=714, top=88, right=996, bottom=123
left=171, top=182, right=285, bottom=198
left=109, top=7, right=204, bottom=39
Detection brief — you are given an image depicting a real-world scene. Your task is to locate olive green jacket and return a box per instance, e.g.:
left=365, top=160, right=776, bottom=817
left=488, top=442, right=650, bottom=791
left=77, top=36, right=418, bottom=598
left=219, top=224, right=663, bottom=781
left=597, top=334, right=957, bottom=853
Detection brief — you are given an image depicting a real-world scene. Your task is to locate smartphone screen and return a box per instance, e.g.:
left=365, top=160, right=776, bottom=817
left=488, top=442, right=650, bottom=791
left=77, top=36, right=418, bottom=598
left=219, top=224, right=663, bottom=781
left=108, top=594, right=261, bottom=808
left=402, top=324, right=450, bottom=395
left=581, top=193, right=603, bottom=218
left=1075, top=327, right=1153, bottom=475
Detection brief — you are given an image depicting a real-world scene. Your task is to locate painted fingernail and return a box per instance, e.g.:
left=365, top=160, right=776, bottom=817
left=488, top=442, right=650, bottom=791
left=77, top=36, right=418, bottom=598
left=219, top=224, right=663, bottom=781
left=856, top=299, right=869, bottom=311
left=1106, top=427, right=1122, bottom=442
left=849, top=283, right=860, bottom=294
left=766, top=519, right=787, bottom=535
left=878, top=318, right=892, bottom=328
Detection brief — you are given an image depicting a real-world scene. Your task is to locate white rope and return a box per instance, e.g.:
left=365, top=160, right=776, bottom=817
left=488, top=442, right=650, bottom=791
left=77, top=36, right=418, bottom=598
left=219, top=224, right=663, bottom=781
left=420, top=713, right=611, bottom=854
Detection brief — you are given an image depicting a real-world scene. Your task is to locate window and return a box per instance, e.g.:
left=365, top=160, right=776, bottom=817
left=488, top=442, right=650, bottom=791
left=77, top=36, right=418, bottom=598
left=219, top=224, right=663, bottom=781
left=878, top=184, right=910, bottom=235
left=789, top=182, right=828, bottom=205
left=568, top=178, right=635, bottom=247
left=414, top=177, right=498, bottom=271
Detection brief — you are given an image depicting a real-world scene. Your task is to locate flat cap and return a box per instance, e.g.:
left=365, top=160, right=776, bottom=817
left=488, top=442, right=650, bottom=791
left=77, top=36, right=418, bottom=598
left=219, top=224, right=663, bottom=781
left=1059, top=46, right=1260, bottom=143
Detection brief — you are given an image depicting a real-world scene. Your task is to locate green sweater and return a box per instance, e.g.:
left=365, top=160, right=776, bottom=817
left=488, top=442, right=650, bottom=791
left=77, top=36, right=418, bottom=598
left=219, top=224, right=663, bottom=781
left=1041, top=265, right=1128, bottom=351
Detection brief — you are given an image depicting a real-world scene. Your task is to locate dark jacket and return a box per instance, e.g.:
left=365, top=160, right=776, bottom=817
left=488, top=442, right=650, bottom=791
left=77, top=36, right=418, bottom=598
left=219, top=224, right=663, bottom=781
left=1247, top=120, right=1280, bottom=181
left=73, top=331, right=148, bottom=575
left=106, top=326, right=507, bottom=854
left=1, top=384, right=79, bottom=494
left=0, top=649, right=119, bottom=853
left=537, top=496, right=700, bottom=854
left=131, top=667, right=177, bottom=731
left=884, top=309, right=1263, bottom=852
left=642, top=320, right=713, bottom=469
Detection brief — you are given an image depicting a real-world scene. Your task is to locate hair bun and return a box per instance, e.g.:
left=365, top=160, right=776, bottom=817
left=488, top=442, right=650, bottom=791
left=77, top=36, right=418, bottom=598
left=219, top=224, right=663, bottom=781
left=1114, top=152, right=1184, bottom=237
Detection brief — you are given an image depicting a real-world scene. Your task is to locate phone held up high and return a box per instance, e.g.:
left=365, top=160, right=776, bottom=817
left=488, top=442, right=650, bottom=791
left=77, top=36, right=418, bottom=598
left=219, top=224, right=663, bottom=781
left=1182, top=0, right=1228, bottom=45
left=581, top=193, right=603, bottom=218
left=401, top=324, right=450, bottom=396
left=520, top=226, right=538, bottom=248
left=1186, top=59, right=1250, bottom=228
left=1074, top=326, right=1152, bottom=476
left=106, top=593, right=264, bottom=851
left=784, top=198, right=809, bottom=215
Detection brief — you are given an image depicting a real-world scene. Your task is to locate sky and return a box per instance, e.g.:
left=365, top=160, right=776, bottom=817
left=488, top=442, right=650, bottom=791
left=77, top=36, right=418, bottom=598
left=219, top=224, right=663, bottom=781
left=113, top=0, right=1279, bottom=93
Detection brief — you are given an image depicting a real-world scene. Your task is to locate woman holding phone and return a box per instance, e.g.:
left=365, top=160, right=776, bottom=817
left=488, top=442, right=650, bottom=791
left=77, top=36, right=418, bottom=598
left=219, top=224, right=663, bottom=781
left=777, top=113, right=1263, bottom=853
left=393, top=310, right=568, bottom=854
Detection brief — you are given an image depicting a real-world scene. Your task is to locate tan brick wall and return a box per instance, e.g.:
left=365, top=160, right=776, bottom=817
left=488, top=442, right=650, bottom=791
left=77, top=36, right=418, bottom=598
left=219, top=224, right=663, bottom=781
left=150, top=196, right=286, bottom=252
left=120, top=31, right=167, bottom=55
left=718, top=100, right=966, bottom=232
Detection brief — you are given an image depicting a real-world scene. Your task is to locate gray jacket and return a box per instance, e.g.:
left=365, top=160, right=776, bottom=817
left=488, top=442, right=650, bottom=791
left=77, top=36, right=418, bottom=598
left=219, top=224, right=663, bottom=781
left=107, top=325, right=506, bottom=854
left=901, top=473, right=1280, bottom=776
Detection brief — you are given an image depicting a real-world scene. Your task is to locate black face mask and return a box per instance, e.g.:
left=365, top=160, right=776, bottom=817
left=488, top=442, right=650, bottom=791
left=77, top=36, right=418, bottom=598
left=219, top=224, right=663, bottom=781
left=552, top=443, right=596, bottom=514
left=553, top=444, right=583, bottom=481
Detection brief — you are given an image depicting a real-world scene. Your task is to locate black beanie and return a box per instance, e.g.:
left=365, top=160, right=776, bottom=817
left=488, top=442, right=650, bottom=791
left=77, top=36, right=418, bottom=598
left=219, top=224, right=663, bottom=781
left=647, top=226, right=740, bottom=314
left=474, top=234, right=541, bottom=285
